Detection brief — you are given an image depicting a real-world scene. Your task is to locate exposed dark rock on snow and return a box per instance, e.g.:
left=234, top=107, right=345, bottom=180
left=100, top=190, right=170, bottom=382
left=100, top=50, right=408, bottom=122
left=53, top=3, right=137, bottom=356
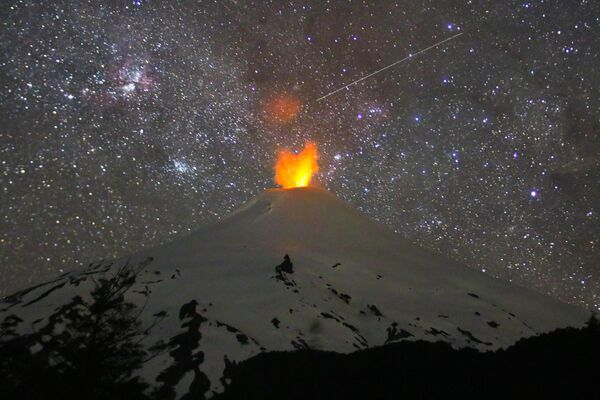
left=457, top=327, right=493, bottom=346
left=367, top=304, right=383, bottom=317
left=385, top=322, right=413, bottom=343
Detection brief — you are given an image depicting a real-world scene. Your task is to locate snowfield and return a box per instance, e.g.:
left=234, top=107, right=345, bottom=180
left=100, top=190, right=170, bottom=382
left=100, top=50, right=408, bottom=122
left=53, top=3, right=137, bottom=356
left=1, top=187, right=590, bottom=398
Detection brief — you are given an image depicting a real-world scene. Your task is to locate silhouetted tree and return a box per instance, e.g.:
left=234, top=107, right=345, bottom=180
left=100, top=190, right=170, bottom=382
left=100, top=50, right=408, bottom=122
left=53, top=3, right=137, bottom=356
left=586, top=313, right=599, bottom=330
left=154, top=300, right=211, bottom=400
left=0, top=258, right=166, bottom=400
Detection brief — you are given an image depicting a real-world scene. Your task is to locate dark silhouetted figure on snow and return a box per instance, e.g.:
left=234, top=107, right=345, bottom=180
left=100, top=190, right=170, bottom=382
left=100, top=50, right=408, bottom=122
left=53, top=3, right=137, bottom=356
left=276, top=254, right=294, bottom=274
left=274, top=254, right=296, bottom=289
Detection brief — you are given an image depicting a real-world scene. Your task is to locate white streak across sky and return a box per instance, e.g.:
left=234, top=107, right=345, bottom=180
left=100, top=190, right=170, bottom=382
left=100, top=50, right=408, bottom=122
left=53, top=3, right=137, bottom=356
left=316, top=32, right=464, bottom=102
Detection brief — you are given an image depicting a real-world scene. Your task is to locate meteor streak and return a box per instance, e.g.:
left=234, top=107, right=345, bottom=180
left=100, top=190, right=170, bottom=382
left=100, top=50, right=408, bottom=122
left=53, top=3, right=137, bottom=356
left=316, top=32, right=464, bottom=102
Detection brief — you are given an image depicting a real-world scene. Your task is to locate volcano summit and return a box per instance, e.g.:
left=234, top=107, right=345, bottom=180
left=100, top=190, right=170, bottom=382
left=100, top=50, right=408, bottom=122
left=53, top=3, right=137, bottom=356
left=0, top=187, right=590, bottom=398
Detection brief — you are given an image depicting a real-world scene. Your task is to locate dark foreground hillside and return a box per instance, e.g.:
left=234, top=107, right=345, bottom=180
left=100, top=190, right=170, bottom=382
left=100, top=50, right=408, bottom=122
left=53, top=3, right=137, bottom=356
left=217, top=316, right=600, bottom=400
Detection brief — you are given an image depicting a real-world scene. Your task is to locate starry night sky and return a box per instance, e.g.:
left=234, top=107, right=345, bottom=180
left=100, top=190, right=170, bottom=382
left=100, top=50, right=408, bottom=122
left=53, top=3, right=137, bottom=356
left=1, top=1, right=598, bottom=310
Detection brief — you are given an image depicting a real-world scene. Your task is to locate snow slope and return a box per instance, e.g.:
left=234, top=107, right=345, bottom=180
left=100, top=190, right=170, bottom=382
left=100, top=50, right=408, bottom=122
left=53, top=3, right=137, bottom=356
left=1, top=187, right=590, bottom=397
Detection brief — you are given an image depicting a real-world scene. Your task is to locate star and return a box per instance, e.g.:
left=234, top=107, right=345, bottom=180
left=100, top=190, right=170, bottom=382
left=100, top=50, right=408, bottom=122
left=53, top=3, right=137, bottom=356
left=0, top=0, right=598, bottom=311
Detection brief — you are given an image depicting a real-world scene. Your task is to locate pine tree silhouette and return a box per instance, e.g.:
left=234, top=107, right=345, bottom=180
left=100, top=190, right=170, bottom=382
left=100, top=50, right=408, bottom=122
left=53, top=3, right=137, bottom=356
left=154, top=299, right=211, bottom=400
left=0, top=258, right=166, bottom=400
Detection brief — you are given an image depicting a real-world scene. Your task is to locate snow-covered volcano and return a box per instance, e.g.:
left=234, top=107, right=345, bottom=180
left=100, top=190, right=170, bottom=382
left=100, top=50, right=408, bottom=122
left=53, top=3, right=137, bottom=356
left=1, top=187, right=590, bottom=397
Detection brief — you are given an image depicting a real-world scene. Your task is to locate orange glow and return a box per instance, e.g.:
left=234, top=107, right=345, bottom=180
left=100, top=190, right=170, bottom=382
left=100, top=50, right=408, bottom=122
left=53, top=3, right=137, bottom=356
left=265, top=94, right=301, bottom=124
left=274, top=142, right=319, bottom=188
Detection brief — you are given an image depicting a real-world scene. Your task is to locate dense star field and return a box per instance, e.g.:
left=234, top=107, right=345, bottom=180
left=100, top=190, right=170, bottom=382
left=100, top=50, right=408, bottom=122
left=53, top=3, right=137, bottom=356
left=1, top=1, right=598, bottom=310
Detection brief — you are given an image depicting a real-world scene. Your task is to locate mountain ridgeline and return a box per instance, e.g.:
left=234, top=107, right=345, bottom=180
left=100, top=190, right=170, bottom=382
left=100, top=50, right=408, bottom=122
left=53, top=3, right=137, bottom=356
left=216, top=317, right=600, bottom=400
left=0, top=187, right=593, bottom=398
